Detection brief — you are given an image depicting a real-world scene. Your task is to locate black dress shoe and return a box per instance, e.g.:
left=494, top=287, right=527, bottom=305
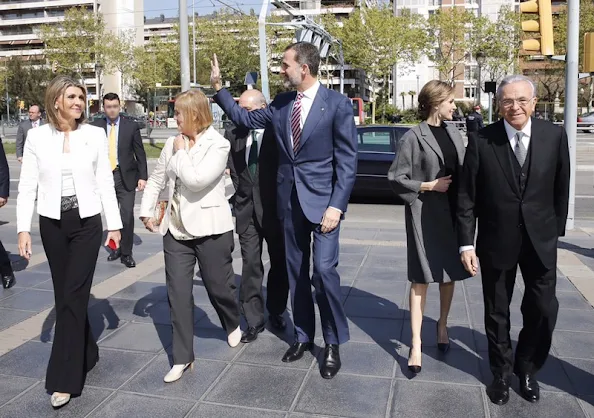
left=487, top=376, right=510, bottom=405
left=436, top=322, right=450, bottom=353
left=268, top=314, right=286, bottom=331
left=121, top=255, right=136, bottom=268
left=282, top=342, right=312, bottom=363
left=240, top=323, right=265, bottom=343
left=407, top=348, right=422, bottom=374
left=320, top=344, right=341, bottom=379
left=517, top=373, right=540, bottom=403
left=1, top=273, right=15, bottom=289
left=107, top=249, right=121, bottom=261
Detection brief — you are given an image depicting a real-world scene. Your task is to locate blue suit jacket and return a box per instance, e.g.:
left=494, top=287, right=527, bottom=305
left=215, top=86, right=358, bottom=223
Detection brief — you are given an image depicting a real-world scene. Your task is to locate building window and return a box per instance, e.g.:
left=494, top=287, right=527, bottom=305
left=464, top=86, right=477, bottom=99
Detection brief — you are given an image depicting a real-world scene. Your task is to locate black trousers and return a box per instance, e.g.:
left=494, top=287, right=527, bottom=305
left=113, top=168, right=135, bottom=256
left=238, top=212, right=289, bottom=327
left=481, top=231, right=558, bottom=379
left=0, top=239, right=13, bottom=276
left=163, top=230, right=240, bottom=364
left=40, top=209, right=102, bottom=394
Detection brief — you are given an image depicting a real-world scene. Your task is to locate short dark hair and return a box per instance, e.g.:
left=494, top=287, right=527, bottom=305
left=102, top=92, right=120, bottom=104
left=29, top=104, right=41, bottom=112
left=285, top=42, right=320, bottom=77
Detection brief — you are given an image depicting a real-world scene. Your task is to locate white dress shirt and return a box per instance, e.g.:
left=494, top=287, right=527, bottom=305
left=31, top=120, right=40, bottom=129
left=459, top=118, right=532, bottom=253
left=245, top=129, right=264, bottom=165
left=61, top=153, right=76, bottom=197
left=290, top=81, right=321, bottom=148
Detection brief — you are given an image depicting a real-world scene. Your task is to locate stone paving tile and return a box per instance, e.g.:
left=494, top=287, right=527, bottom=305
left=556, top=292, right=593, bottom=310
left=0, top=383, right=113, bottom=418
left=293, top=373, right=391, bottom=417
left=187, top=327, right=246, bottom=362
left=349, top=280, right=406, bottom=303
left=344, top=295, right=405, bottom=320
left=400, top=321, right=477, bottom=352
left=553, top=331, right=594, bottom=359
left=561, top=358, right=594, bottom=396
left=10, top=271, right=51, bottom=289
left=339, top=244, right=371, bottom=254
left=556, top=309, right=594, bottom=332
left=389, top=381, right=485, bottom=418
left=0, top=286, right=26, bottom=301
left=236, top=334, right=317, bottom=369
left=0, top=288, right=54, bottom=312
left=0, top=308, right=35, bottom=332
left=579, top=397, right=594, bottom=417
left=0, top=375, right=38, bottom=407
left=98, top=322, right=172, bottom=353
left=487, top=390, right=585, bottom=418
left=394, top=345, right=483, bottom=384
left=205, top=364, right=307, bottom=410
left=89, top=297, right=171, bottom=326
left=121, top=354, right=226, bottom=400
left=84, top=348, right=156, bottom=389
left=110, top=281, right=168, bottom=301
left=88, top=392, right=195, bottom=418
left=332, top=342, right=395, bottom=377
left=0, top=341, right=51, bottom=379
left=356, top=267, right=408, bottom=282
left=404, top=300, right=469, bottom=324
left=347, top=317, right=403, bottom=344
left=189, top=403, right=286, bottom=418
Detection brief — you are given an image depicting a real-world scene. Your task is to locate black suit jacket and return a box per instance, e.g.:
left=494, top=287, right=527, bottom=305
left=457, top=118, right=570, bottom=270
left=0, top=139, right=9, bottom=198
left=225, top=122, right=278, bottom=235
left=91, top=117, right=148, bottom=192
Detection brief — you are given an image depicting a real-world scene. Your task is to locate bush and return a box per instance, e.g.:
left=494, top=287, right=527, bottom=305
left=399, top=109, right=420, bottom=124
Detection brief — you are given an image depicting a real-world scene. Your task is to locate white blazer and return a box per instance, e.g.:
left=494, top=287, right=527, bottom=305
left=139, top=126, right=234, bottom=238
left=17, top=123, right=123, bottom=233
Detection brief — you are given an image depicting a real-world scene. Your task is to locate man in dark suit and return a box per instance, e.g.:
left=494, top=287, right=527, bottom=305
left=16, top=104, right=45, bottom=163
left=225, top=89, right=289, bottom=343
left=0, top=137, right=15, bottom=288
left=457, top=75, right=570, bottom=405
left=212, top=42, right=358, bottom=379
left=465, top=105, right=485, bottom=141
left=92, top=93, right=148, bottom=268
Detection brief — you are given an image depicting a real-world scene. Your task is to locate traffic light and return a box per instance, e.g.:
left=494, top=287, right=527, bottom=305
left=520, top=0, right=554, bottom=56
left=584, top=33, right=594, bottom=73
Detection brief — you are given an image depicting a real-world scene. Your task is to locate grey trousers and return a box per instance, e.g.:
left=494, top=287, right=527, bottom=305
left=163, top=230, right=239, bottom=364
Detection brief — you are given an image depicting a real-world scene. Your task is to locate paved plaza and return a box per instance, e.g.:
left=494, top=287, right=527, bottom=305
left=0, top=157, right=593, bottom=417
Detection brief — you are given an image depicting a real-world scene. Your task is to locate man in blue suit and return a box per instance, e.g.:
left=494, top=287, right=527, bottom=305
left=211, top=42, right=358, bottom=379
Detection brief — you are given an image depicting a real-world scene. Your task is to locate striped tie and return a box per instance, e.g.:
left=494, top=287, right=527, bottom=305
left=291, top=92, right=304, bottom=154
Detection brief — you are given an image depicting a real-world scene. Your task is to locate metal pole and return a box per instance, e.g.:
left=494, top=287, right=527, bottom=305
left=477, top=65, right=482, bottom=107
left=192, top=2, right=197, bottom=85
left=5, top=70, right=9, bottom=124
left=258, top=0, right=270, bottom=101
left=488, top=91, right=493, bottom=124
left=339, top=44, right=344, bottom=95
left=564, top=0, right=579, bottom=230
left=179, top=0, right=191, bottom=92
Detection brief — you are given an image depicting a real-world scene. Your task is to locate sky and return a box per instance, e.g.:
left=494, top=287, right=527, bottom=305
left=143, top=0, right=262, bottom=18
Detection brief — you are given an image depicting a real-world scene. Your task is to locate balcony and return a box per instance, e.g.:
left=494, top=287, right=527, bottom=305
left=0, top=15, right=63, bottom=27
left=0, top=0, right=94, bottom=12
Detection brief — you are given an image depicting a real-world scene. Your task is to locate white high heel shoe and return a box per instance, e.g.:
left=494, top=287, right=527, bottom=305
left=163, top=362, right=194, bottom=383
left=50, top=392, right=71, bottom=408
left=227, top=326, right=241, bottom=348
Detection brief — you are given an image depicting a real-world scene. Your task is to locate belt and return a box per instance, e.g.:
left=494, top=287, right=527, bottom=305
left=61, top=195, right=79, bottom=212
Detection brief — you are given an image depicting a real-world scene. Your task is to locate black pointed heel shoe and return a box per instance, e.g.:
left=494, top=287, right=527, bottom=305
left=437, top=322, right=450, bottom=353
left=408, top=348, right=422, bottom=374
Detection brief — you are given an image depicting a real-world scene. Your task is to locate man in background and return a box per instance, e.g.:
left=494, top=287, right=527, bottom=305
left=0, top=137, right=15, bottom=288
left=16, top=105, right=44, bottom=163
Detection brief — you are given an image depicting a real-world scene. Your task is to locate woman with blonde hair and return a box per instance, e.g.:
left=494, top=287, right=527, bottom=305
left=17, top=76, right=122, bottom=408
left=140, top=89, right=241, bottom=383
left=388, top=80, right=470, bottom=374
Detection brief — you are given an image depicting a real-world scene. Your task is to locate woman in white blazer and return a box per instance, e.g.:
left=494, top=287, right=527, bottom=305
left=17, top=76, right=122, bottom=408
left=139, top=89, right=240, bottom=383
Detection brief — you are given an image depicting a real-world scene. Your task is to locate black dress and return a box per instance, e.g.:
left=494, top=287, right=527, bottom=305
left=429, top=124, right=458, bottom=225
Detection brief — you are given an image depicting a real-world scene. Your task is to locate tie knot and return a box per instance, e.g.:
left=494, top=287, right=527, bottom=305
left=515, top=131, right=523, bottom=141
left=111, top=123, right=116, bottom=127
left=296, top=92, right=304, bottom=101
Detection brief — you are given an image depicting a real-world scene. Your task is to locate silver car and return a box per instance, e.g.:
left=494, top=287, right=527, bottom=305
left=578, top=111, right=594, bottom=133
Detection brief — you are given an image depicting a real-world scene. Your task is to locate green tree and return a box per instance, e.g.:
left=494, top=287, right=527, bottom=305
left=5, top=59, right=53, bottom=116
left=427, top=7, right=477, bottom=85
left=338, top=5, right=428, bottom=123
left=408, top=90, right=416, bottom=108
left=39, top=7, right=113, bottom=80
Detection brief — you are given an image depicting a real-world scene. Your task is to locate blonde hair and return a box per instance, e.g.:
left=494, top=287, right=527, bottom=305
left=44, top=76, right=87, bottom=129
left=417, top=80, right=454, bottom=120
left=175, top=89, right=213, bottom=134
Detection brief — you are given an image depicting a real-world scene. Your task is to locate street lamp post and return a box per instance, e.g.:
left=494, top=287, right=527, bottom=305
left=416, top=74, right=420, bottom=96
left=476, top=51, right=486, bottom=107
left=95, top=63, right=103, bottom=111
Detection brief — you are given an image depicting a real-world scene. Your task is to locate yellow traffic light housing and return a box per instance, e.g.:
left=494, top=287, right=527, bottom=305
left=585, top=33, right=594, bottom=73
left=520, top=0, right=554, bottom=56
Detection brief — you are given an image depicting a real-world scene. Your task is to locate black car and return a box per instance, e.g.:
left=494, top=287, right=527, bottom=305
left=352, top=124, right=412, bottom=199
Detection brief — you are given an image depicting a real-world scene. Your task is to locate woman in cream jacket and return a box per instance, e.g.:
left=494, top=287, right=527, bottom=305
left=140, top=89, right=240, bottom=383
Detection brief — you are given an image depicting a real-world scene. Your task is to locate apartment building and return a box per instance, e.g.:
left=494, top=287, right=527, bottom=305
left=392, top=0, right=515, bottom=110
left=0, top=0, right=143, bottom=106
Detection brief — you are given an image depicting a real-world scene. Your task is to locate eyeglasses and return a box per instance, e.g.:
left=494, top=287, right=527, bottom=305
left=500, top=98, right=533, bottom=108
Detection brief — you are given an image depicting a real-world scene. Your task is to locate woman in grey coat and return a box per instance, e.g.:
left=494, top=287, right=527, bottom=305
left=388, top=80, right=469, bottom=374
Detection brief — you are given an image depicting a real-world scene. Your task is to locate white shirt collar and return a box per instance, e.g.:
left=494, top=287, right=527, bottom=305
left=503, top=118, right=532, bottom=142
left=300, top=81, right=320, bottom=100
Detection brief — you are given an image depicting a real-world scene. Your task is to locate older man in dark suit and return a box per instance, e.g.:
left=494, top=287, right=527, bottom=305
left=16, top=104, right=44, bottom=163
left=225, top=89, right=289, bottom=344
left=92, top=93, right=148, bottom=268
left=458, top=75, right=570, bottom=405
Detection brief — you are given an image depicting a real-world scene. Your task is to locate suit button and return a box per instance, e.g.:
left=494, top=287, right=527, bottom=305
left=517, top=224, right=523, bottom=228
left=521, top=173, right=526, bottom=177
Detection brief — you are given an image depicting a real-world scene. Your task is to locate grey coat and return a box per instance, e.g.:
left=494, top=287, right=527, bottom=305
left=388, top=121, right=469, bottom=283
left=16, top=119, right=46, bottom=158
